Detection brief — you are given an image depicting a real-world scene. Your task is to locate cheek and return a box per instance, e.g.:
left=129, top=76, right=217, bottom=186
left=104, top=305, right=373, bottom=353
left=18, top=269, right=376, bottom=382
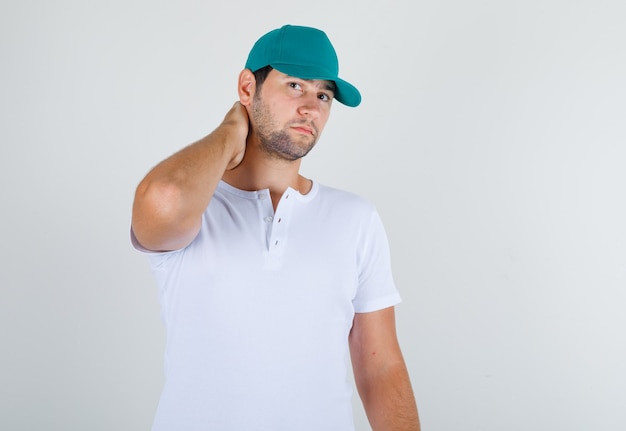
left=266, top=101, right=293, bottom=124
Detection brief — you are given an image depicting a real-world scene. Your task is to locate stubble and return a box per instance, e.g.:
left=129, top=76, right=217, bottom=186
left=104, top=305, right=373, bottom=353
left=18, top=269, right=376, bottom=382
left=251, top=96, right=318, bottom=161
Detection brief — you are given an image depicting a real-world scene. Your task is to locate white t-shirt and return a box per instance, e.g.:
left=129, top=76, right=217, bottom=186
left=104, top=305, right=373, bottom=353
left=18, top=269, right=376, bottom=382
left=134, top=180, right=401, bottom=431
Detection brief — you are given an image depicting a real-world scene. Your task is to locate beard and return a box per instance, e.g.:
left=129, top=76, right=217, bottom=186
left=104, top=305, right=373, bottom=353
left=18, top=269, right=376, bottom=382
left=251, top=95, right=319, bottom=161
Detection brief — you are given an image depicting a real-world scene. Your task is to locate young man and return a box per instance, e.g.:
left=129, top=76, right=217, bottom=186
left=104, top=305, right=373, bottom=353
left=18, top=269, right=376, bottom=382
left=132, top=25, right=420, bottom=431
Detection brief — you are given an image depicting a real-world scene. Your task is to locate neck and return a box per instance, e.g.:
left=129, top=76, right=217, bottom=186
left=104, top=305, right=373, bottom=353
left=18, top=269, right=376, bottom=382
left=222, top=142, right=312, bottom=209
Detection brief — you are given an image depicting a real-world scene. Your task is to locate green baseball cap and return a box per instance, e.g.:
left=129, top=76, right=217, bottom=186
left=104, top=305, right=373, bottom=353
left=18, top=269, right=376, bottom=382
left=245, top=25, right=361, bottom=107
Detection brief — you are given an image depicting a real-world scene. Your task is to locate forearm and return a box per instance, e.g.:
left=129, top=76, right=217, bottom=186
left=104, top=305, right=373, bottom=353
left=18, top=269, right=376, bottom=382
left=356, top=361, right=420, bottom=431
left=139, top=128, right=234, bottom=215
left=132, top=104, right=247, bottom=251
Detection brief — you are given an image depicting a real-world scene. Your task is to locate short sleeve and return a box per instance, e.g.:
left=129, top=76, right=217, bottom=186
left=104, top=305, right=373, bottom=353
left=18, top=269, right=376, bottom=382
left=352, top=209, right=402, bottom=313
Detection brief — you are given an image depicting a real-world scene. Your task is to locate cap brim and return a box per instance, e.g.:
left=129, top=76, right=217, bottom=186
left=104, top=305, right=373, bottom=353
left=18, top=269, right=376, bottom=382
left=270, top=63, right=361, bottom=107
left=333, top=77, right=361, bottom=107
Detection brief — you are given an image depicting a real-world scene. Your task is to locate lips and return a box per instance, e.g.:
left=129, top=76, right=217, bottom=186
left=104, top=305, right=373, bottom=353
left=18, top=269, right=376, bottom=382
left=290, top=121, right=317, bottom=136
left=293, top=126, right=313, bottom=135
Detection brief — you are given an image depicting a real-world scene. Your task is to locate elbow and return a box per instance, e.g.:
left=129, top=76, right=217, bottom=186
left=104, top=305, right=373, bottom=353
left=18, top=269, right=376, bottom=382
left=134, top=178, right=185, bottom=224
left=132, top=179, right=195, bottom=251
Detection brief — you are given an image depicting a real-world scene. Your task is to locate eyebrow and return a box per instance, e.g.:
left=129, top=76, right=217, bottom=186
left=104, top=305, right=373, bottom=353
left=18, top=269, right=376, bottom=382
left=312, top=79, right=336, bottom=93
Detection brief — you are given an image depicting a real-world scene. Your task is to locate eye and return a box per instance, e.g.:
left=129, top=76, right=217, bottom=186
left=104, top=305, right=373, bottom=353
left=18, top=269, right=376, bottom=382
left=288, top=82, right=303, bottom=92
left=318, top=93, right=333, bottom=102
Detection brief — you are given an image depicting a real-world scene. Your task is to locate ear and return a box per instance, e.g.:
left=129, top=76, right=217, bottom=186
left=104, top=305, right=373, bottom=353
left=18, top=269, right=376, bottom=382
left=238, top=69, right=256, bottom=106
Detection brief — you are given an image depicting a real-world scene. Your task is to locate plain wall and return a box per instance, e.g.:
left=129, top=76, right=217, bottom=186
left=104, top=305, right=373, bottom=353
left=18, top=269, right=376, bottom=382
left=1, top=0, right=624, bottom=430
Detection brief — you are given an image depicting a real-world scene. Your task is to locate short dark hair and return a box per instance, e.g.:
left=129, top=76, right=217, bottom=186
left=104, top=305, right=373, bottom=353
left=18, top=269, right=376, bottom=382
left=253, top=66, right=273, bottom=95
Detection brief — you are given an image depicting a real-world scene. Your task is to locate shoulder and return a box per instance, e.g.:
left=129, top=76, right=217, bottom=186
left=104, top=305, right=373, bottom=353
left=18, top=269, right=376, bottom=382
left=314, top=182, right=377, bottom=213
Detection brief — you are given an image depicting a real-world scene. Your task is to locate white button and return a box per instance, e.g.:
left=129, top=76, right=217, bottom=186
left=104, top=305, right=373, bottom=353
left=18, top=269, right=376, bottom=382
left=264, top=216, right=273, bottom=223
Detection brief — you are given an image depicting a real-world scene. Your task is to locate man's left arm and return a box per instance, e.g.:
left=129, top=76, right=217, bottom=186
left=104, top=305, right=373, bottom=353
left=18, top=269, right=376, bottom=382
left=349, top=306, right=421, bottom=431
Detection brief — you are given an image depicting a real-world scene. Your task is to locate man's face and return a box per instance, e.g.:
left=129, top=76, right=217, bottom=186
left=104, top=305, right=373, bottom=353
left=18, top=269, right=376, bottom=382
left=250, top=69, right=334, bottom=161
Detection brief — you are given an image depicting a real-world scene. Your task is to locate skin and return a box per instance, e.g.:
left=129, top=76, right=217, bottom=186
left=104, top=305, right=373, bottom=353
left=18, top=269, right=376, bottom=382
left=132, top=68, right=420, bottom=430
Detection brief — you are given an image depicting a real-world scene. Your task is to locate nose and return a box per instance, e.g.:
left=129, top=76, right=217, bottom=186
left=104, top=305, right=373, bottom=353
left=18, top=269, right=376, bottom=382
left=297, top=93, right=321, bottom=118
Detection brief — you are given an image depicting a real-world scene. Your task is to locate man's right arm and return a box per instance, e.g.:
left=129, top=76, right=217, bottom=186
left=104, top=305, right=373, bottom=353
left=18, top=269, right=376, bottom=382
left=131, top=102, right=248, bottom=252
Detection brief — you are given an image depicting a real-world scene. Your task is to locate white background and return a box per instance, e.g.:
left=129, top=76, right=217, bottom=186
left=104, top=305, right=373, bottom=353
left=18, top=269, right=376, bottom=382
left=1, top=0, right=625, bottom=430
